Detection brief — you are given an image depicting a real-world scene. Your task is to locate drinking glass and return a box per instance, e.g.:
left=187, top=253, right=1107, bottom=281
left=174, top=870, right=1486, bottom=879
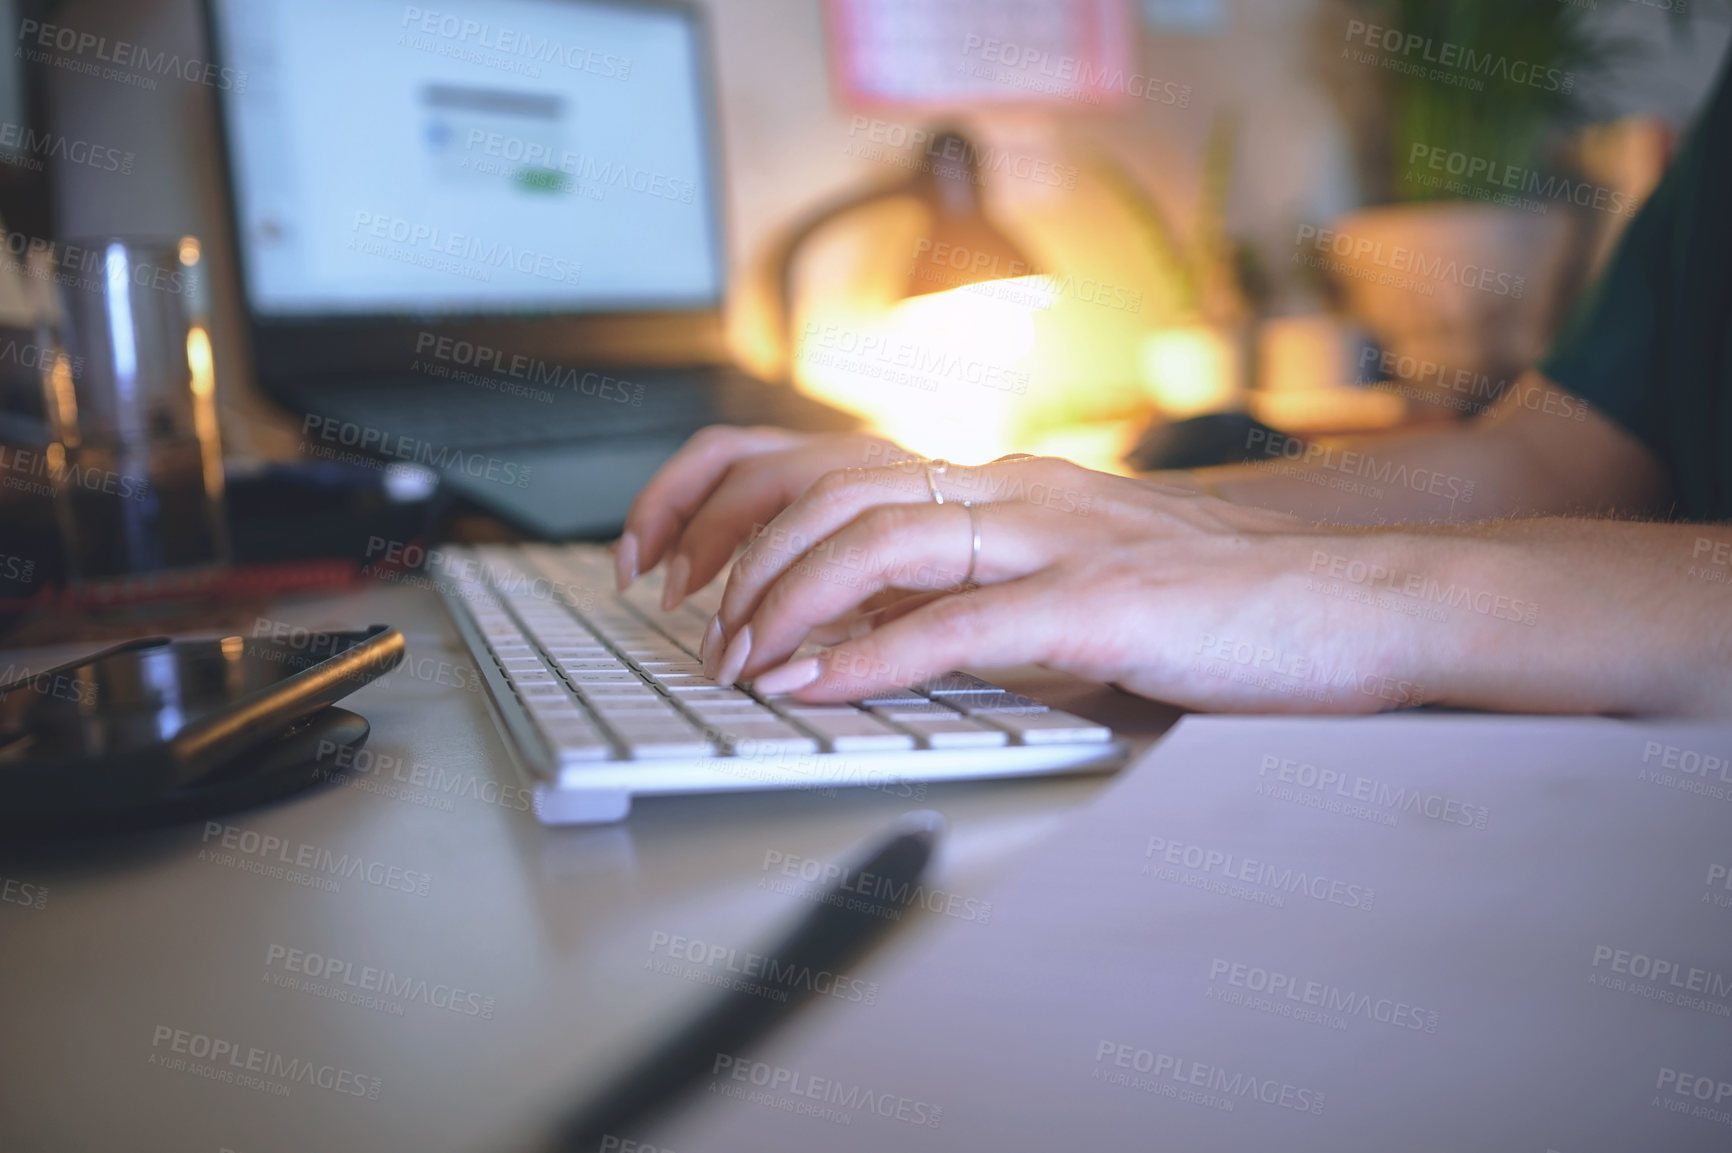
left=33, top=237, right=227, bottom=579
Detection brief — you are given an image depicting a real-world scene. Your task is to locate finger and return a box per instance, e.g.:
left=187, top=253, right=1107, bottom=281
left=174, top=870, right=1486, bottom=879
left=752, top=574, right=1066, bottom=702
left=617, top=425, right=799, bottom=588
left=851, top=588, right=949, bottom=630
left=718, top=460, right=1014, bottom=635
left=737, top=501, right=1051, bottom=680
left=716, top=453, right=1110, bottom=627
left=661, top=458, right=812, bottom=610
left=800, top=589, right=922, bottom=646
left=717, top=465, right=925, bottom=630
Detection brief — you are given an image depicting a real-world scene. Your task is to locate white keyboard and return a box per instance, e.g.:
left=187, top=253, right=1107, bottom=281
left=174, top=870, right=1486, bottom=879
left=436, top=543, right=1128, bottom=823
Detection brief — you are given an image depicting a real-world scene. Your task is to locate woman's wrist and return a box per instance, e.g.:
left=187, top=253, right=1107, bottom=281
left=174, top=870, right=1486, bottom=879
left=1139, top=469, right=1226, bottom=499
left=1284, top=530, right=1438, bottom=708
left=1376, top=531, right=1551, bottom=712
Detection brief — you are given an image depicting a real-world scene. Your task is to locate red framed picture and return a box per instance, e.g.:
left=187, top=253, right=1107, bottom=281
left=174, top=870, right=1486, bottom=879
left=828, top=0, right=1139, bottom=111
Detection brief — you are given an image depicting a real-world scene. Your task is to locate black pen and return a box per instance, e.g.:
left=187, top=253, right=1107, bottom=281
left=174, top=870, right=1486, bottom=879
left=524, top=809, right=946, bottom=1153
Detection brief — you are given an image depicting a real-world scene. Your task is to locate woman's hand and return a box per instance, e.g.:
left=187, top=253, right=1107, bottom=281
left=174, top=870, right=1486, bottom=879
left=615, top=425, right=915, bottom=609
left=702, top=455, right=1436, bottom=713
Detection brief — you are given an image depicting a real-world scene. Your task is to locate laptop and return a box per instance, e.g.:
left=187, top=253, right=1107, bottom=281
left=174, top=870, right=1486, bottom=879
left=203, top=0, right=849, bottom=538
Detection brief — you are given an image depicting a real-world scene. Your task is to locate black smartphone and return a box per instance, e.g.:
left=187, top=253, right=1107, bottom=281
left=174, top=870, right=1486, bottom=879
left=0, top=626, right=404, bottom=829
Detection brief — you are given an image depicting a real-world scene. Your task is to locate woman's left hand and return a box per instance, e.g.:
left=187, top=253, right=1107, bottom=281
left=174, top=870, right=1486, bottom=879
left=701, top=456, right=1435, bottom=713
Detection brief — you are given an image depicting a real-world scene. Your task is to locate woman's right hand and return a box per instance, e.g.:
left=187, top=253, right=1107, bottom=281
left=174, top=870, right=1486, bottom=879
left=614, top=424, right=915, bottom=609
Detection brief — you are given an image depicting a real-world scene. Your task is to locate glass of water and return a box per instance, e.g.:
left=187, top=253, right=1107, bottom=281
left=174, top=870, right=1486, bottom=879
left=33, top=237, right=228, bottom=580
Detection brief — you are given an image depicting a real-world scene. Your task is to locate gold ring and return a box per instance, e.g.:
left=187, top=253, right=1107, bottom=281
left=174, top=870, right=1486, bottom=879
left=925, top=459, right=950, bottom=505
left=962, top=500, right=981, bottom=586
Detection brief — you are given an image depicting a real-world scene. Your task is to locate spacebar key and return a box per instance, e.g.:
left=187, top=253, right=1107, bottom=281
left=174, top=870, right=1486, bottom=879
left=613, top=724, right=717, bottom=759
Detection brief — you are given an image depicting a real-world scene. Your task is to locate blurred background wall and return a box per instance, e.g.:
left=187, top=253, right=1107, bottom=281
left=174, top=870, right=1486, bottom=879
left=32, top=0, right=1732, bottom=462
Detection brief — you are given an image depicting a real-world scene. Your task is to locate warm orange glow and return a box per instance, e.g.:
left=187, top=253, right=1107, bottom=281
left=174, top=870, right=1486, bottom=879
left=1139, top=326, right=1240, bottom=418
left=1248, top=390, right=1406, bottom=433
left=187, top=324, right=225, bottom=498
left=1252, top=315, right=1407, bottom=433
left=792, top=276, right=1050, bottom=461
left=1019, top=417, right=1143, bottom=475
left=187, top=324, right=214, bottom=396
left=49, top=352, right=80, bottom=447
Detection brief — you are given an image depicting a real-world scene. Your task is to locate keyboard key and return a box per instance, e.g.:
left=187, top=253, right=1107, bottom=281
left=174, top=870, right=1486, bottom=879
left=612, top=720, right=716, bottom=757
left=645, top=675, right=711, bottom=691
left=523, top=695, right=585, bottom=713
left=569, top=684, right=651, bottom=699
left=852, top=688, right=925, bottom=705
left=663, top=684, right=751, bottom=699
left=710, top=719, right=819, bottom=755
left=585, top=692, right=673, bottom=712
left=920, top=672, right=1000, bottom=695
left=587, top=704, right=677, bottom=723
left=593, top=708, right=683, bottom=727
left=517, top=684, right=575, bottom=700
left=869, top=703, right=961, bottom=719
left=894, top=717, right=1009, bottom=749
left=530, top=703, right=602, bottom=726
left=795, top=712, right=916, bottom=753
left=547, top=731, right=615, bottom=764
left=687, top=704, right=781, bottom=723
left=983, top=711, right=1112, bottom=744
left=677, top=689, right=758, bottom=707
left=563, top=671, right=641, bottom=685
left=608, top=712, right=701, bottom=734
left=578, top=685, right=665, bottom=706
left=945, top=691, right=1049, bottom=715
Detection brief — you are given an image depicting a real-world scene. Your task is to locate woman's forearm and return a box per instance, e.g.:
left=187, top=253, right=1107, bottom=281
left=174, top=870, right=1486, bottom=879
left=1163, top=374, right=1672, bottom=527
left=1351, top=519, right=1732, bottom=716
left=1188, top=425, right=1528, bottom=524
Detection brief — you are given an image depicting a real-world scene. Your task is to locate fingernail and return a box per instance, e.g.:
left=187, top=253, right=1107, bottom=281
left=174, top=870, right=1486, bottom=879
left=716, top=625, right=753, bottom=686
left=614, top=532, right=638, bottom=592
left=700, top=615, right=724, bottom=678
left=753, top=656, right=821, bottom=696
left=661, top=553, right=690, bottom=611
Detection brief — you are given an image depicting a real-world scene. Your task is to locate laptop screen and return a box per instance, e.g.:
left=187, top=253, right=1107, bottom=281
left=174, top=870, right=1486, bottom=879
left=208, top=0, right=723, bottom=319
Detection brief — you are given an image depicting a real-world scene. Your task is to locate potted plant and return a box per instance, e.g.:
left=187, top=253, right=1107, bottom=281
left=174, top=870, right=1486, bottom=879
left=1314, top=0, right=1636, bottom=418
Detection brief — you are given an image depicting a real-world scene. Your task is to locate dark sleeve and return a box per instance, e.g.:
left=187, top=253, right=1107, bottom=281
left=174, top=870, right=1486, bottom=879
left=1533, top=153, right=1682, bottom=440
left=1536, top=48, right=1732, bottom=470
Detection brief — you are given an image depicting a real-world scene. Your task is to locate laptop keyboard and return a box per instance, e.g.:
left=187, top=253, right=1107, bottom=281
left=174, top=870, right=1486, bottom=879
left=436, top=543, right=1122, bottom=819
left=301, top=374, right=712, bottom=451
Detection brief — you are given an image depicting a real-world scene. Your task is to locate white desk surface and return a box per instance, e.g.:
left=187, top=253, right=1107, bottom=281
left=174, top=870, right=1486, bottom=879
left=649, top=713, right=1732, bottom=1153
left=0, top=581, right=1179, bottom=1153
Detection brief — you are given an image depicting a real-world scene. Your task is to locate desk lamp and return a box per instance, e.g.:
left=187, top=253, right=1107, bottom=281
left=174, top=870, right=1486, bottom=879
left=768, top=127, right=1038, bottom=377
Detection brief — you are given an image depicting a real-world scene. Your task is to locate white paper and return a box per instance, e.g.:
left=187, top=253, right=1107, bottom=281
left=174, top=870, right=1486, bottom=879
left=649, top=714, right=1732, bottom=1151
